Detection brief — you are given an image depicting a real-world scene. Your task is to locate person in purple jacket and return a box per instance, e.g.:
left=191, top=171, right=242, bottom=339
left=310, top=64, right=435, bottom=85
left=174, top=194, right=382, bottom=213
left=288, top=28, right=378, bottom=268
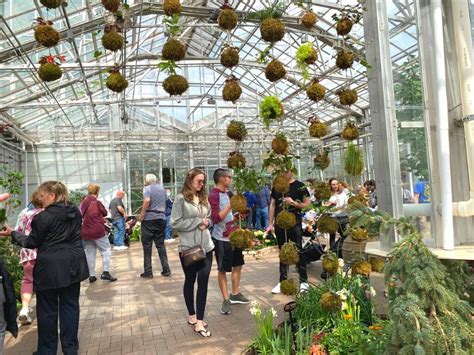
left=81, top=184, right=117, bottom=283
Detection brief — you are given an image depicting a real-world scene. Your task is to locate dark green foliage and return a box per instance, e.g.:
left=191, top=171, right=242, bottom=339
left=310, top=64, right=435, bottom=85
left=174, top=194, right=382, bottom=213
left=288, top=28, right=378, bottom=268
left=69, top=189, right=87, bottom=206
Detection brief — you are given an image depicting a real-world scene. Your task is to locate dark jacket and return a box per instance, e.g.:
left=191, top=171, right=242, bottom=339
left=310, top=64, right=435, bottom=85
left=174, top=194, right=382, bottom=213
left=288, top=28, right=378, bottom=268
left=11, top=202, right=89, bottom=292
left=0, top=260, right=18, bottom=338
left=80, top=195, right=107, bottom=240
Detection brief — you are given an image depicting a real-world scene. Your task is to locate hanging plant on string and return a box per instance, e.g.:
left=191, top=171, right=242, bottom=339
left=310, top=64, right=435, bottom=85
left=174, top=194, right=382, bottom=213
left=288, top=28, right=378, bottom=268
left=222, top=75, right=242, bottom=103
left=336, top=49, right=354, bottom=70
left=220, top=45, right=239, bottom=68
left=332, top=2, right=365, bottom=37
left=102, top=24, right=124, bottom=52
left=106, top=64, right=128, bottom=93
left=247, top=1, right=286, bottom=43
left=306, top=79, right=326, bottom=102
left=163, top=0, right=182, bottom=16
left=159, top=61, right=189, bottom=96
left=342, top=120, right=360, bottom=141
left=259, top=96, right=284, bottom=128
left=40, top=0, right=62, bottom=9
left=313, top=148, right=330, bottom=171
left=308, top=116, right=328, bottom=138
left=162, top=38, right=186, bottom=61
left=301, top=9, right=317, bottom=29
left=38, top=55, right=65, bottom=82
left=218, top=1, right=238, bottom=31
left=34, top=18, right=60, bottom=48
left=337, top=87, right=358, bottom=106
left=227, top=120, right=247, bottom=141
left=344, top=143, right=364, bottom=177
left=265, top=59, right=286, bottom=82
left=295, top=42, right=318, bottom=81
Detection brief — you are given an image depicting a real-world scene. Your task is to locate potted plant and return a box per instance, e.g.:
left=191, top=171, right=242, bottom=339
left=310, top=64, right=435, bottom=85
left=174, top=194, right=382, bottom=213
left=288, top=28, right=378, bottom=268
left=106, top=65, right=128, bottom=93
left=38, top=55, right=65, bottom=82
left=34, top=18, right=60, bottom=48
left=222, top=75, right=242, bottom=103
left=259, top=96, right=284, bottom=128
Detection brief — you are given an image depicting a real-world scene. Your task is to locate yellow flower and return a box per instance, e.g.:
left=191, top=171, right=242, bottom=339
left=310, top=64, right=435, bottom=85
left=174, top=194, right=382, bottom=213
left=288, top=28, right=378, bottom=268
left=369, top=325, right=382, bottom=331
left=343, top=314, right=353, bottom=320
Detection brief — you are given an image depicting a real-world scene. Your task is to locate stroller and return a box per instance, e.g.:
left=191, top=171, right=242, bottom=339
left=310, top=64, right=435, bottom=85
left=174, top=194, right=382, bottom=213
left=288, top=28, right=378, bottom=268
left=105, top=216, right=138, bottom=246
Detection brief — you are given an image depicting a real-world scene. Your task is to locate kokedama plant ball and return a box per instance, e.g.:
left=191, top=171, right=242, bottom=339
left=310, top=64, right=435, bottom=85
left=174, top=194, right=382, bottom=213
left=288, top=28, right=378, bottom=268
left=227, top=153, right=246, bottom=169
left=304, top=47, right=318, bottom=65
left=351, top=260, right=372, bottom=276
left=163, top=75, right=189, bottom=96
left=313, top=154, right=330, bottom=170
left=273, top=174, right=290, bottom=194
left=230, top=193, right=247, bottom=213
left=106, top=72, right=128, bottom=93
left=276, top=211, right=297, bottom=230
left=38, top=63, right=62, bottom=82
left=306, top=82, right=326, bottom=102
left=309, top=121, right=328, bottom=138
left=265, top=60, right=286, bottom=82
left=271, top=135, right=288, bottom=154
left=222, top=80, right=242, bottom=103
left=313, top=181, right=331, bottom=200
left=226, top=121, right=247, bottom=141
left=350, top=227, right=369, bottom=242
left=342, top=122, right=360, bottom=140
left=348, top=195, right=368, bottom=205
left=322, top=253, right=339, bottom=275
left=229, top=229, right=252, bottom=249
left=162, top=39, right=186, bottom=61
left=40, top=0, right=62, bottom=9
left=339, top=89, right=358, bottom=106
left=369, top=257, right=385, bottom=273
left=301, top=11, right=317, bottom=29
left=318, top=215, right=339, bottom=234
left=280, top=279, right=298, bottom=296
left=163, top=0, right=182, bottom=16
left=320, top=292, right=342, bottom=312
left=336, top=50, right=354, bottom=70
left=279, top=241, right=299, bottom=265
left=220, top=47, right=239, bottom=68
left=35, top=25, right=60, bottom=48
left=102, top=0, right=121, bottom=12
left=102, top=31, right=124, bottom=52
left=260, top=18, right=285, bottom=43
left=218, top=9, right=238, bottom=31
left=336, top=17, right=353, bottom=36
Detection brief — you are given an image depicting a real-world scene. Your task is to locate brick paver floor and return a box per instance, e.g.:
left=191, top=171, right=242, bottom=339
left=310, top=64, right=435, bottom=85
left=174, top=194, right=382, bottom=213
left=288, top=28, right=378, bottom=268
left=4, top=241, right=387, bottom=354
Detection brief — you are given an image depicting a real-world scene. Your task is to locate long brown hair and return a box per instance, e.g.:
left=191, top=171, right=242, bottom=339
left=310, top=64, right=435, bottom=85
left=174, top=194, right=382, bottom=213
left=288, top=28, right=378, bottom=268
left=181, top=168, right=208, bottom=206
left=38, top=181, right=69, bottom=203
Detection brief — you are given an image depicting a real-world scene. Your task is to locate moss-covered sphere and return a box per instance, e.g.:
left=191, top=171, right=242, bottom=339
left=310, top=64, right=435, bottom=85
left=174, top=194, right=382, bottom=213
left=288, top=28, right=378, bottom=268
left=342, top=122, right=360, bottom=140
left=222, top=80, right=242, bottom=103
left=106, top=72, right=129, bottom=93
left=38, top=63, right=62, bottom=82
left=271, top=135, right=288, bottom=154
left=339, top=89, right=358, bottom=106
left=227, top=153, right=246, bottom=169
left=229, top=229, right=252, bottom=249
left=320, top=292, right=342, bottom=312
left=40, top=0, right=62, bottom=9
left=322, top=253, right=339, bottom=275
left=218, top=9, right=238, bottom=31
left=301, top=11, right=317, bottom=29
left=281, top=279, right=298, bottom=296
left=101, top=0, right=121, bottom=12
left=279, top=241, right=299, bottom=265
left=304, top=47, right=318, bottom=65
left=314, top=154, right=330, bottom=170
left=306, top=82, right=326, bottom=102
left=265, top=60, right=286, bottom=82
left=276, top=211, right=297, bottom=230
left=336, top=50, right=354, bottom=70
left=350, top=227, right=368, bottom=242
left=260, top=18, right=285, bottom=43
left=163, top=0, right=182, bottom=16
left=220, top=47, right=239, bottom=68
left=336, top=17, right=353, bottom=36
left=35, top=25, right=60, bottom=48
left=318, top=215, right=339, bottom=234
left=162, top=39, right=186, bottom=61
left=369, top=257, right=385, bottom=273
left=273, top=174, right=290, bottom=194
left=226, top=121, right=247, bottom=141
left=352, top=260, right=372, bottom=276
left=313, top=181, right=331, bottom=200
left=102, top=31, right=124, bottom=52
left=230, top=193, right=247, bottom=213
left=309, top=121, right=328, bottom=138
left=163, top=75, right=189, bottom=96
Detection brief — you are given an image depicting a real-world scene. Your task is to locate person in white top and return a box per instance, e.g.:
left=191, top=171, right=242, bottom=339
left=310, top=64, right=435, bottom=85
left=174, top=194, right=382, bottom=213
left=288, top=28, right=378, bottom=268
left=324, top=178, right=349, bottom=258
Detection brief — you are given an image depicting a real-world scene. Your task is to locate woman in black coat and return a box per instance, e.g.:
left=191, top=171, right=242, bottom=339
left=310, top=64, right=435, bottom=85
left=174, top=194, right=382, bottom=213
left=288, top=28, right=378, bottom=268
left=0, top=181, right=88, bottom=355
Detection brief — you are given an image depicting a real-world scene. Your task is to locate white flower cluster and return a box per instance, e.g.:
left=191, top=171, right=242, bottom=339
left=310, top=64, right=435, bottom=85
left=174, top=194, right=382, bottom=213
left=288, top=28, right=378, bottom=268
left=249, top=301, right=278, bottom=318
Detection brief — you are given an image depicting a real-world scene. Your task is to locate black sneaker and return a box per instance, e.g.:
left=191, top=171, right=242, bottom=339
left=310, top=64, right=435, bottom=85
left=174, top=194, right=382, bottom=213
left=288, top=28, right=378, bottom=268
left=161, top=271, right=171, bottom=277
left=101, top=272, right=117, bottom=282
left=140, top=272, right=153, bottom=279
left=320, top=272, right=329, bottom=280
left=89, top=276, right=97, bottom=283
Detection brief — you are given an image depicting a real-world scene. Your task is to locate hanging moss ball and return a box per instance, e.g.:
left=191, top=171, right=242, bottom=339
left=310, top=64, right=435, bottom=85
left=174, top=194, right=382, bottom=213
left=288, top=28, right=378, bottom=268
left=271, top=134, right=289, bottom=154
left=322, top=253, right=339, bottom=275
left=306, top=82, right=326, bottom=102
left=218, top=9, right=238, bottom=31
left=260, top=18, right=285, bottom=43
left=301, top=11, right=317, bottom=29
left=162, top=39, right=186, bottom=61
left=339, top=89, right=358, bottom=106
left=230, top=193, right=247, bottom=213
left=313, top=181, right=332, bottom=200
left=163, top=0, right=181, bottom=16
left=281, top=279, right=298, bottom=296
left=309, top=121, right=328, bottom=138
left=352, top=260, right=372, bottom=276
left=320, top=292, right=342, bottom=312
left=273, top=174, right=290, bottom=194
left=350, top=227, right=369, bottom=242
left=336, top=17, right=353, bottom=36
left=369, top=257, right=385, bottom=273
left=35, top=25, right=60, bottom=48
left=342, top=122, right=360, bottom=140
left=227, top=153, right=246, bottom=169
left=102, top=31, right=124, bottom=52
left=38, top=63, right=62, bottom=82
left=102, top=0, right=121, bottom=12
left=304, top=47, right=318, bottom=65
left=40, top=0, right=62, bottom=9
left=260, top=96, right=284, bottom=123
left=226, top=120, right=247, bottom=141
left=314, top=154, right=330, bottom=170
left=348, top=194, right=368, bottom=206
left=163, top=74, right=189, bottom=96
left=220, top=47, right=239, bottom=68
left=279, top=241, right=299, bottom=265
left=222, top=80, right=242, bottom=103
left=336, top=50, right=354, bottom=70
left=265, top=60, right=286, bottom=82
left=318, top=215, right=339, bottom=234
left=276, top=211, right=297, bottom=230
left=229, top=229, right=252, bottom=249
left=106, top=72, right=128, bottom=93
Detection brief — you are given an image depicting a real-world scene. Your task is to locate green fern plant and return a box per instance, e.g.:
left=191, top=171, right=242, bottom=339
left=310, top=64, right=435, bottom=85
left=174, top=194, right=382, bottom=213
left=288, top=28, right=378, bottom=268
left=344, top=143, right=364, bottom=176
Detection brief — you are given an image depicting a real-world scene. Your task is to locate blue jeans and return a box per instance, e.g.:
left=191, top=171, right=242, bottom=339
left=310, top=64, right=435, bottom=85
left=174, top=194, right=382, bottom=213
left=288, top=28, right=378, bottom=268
left=165, top=215, right=172, bottom=240
left=113, top=218, right=126, bottom=246
left=255, top=207, right=269, bottom=230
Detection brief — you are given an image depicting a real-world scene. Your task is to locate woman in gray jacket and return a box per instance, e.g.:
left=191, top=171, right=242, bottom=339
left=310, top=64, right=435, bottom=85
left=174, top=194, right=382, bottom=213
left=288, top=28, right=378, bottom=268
left=171, top=168, right=214, bottom=338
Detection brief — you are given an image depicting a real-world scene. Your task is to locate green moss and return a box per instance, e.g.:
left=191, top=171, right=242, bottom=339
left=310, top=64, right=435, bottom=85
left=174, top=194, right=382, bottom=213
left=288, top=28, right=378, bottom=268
left=163, top=74, right=188, bottom=96
left=276, top=211, right=297, bottom=230
left=301, top=11, right=317, bottom=29
left=227, top=152, right=246, bottom=169
left=296, top=42, right=317, bottom=80
left=227, top=121, right=247, bottom=141
left=352, top=260, right=371, bottom=276
left=229, top=229, right=252, bottom=249
left=279, top=241, right=299, bottom=265
left=218, top=9, right=238, bottom=31
left=220, top=47, right=239, bottom=68
left=102, top=32, right=124, bottom=52
left=309, top=121, right=328, bottom=138
left=106, top=72, right=128, bottom=93
left=306, top=82, right=326, bottom=102
left=260, top=18, right=285, bottom=43
left=322, top=252, right=339, bottom=275
left=338, top=89, right=358, bottom=105
left=265, top=60, right=286, bottom=82
left=259, top=96, right=283, bottom=127
left=222, top=80, right=242, bottom=103
left=163, top=0, right=181, bottom=16
left=336, top=17, right=353, bottom=36
left=35, top=25, right=60, bottom=48
left=38, top=63, right=62, bottom=82
left=162, top=39, right=186, bottom=61
left=272, top=174, right=290, bottom=194
left=281, top=279, right=298, bottom=295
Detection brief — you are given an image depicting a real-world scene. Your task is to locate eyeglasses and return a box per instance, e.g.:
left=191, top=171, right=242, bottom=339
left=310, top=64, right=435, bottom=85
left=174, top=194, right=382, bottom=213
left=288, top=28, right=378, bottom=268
left=196, top=180, right=205, bottom=184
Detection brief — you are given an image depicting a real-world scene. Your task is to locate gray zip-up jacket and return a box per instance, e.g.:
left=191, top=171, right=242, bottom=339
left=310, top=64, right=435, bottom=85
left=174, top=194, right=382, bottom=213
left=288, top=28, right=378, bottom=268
left=170, top=194, right=215, bottom=253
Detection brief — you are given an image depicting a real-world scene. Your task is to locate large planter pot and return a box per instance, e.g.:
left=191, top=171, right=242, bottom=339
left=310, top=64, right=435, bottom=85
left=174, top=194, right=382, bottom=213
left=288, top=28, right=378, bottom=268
left=342, top=236, right=366, bottom=262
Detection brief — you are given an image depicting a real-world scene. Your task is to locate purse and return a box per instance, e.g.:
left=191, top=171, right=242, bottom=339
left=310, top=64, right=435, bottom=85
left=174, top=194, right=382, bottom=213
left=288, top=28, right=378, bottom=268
left=180, top=203, right=206, bottom=267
